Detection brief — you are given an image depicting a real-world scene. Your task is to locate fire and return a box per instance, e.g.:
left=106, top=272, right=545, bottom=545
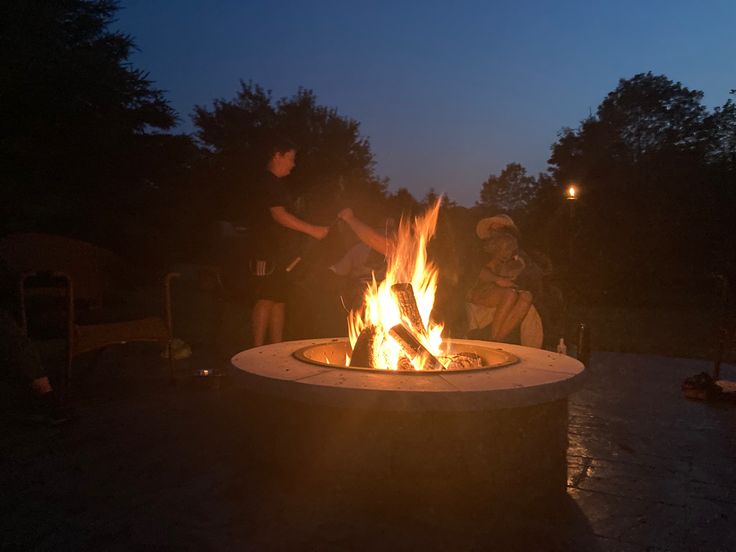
left=347, top=199, right=445, bottom=370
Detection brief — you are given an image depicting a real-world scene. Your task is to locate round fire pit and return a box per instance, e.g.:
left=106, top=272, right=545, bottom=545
left=293, top=338, right=520, bottom=372
left=232, top=338, right=586, bottom=517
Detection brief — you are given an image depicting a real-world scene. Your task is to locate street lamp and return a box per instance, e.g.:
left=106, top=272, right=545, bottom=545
left=558, top=183, right=580, bottom=355
left=558, top=182, right=590, bottom=364
left=565, top=183, right=578, bottom=253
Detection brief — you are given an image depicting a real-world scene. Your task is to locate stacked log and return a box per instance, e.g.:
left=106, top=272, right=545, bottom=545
left=391, top=283, right=428, bottom=337
left=349, top=325, right=378, bottom=368
left=349, top=282, right=446, bottom=370
left=389, top=324, right=443, bottom=371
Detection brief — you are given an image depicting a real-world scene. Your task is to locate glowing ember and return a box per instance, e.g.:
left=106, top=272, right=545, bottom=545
left=347, top=200, right=446, bottom=370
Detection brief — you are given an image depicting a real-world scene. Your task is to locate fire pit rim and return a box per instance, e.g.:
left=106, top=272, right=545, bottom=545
left=291, top=338, right=520, bottom=373
left=232, top=338, right=587, bottom=412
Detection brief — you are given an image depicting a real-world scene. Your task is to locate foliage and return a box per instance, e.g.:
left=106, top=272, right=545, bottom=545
left=0, top=0, right=191, bottom=249
left=477, top=162, right=541, bottom=215
left=705, top=92, right=736, bottom=167
left=548, top=72, right=736, bottom=290
left=192, top=82, right=386, bottom=225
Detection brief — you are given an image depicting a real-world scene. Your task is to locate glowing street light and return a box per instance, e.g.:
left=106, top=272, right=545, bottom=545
left=558, top=182, right=580, bottom=355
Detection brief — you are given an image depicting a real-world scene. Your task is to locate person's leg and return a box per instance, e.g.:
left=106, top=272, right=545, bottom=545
left=489, top=289, right=518, bottom=340
left=466, top=284, right=514, bottom=340
left=268, top=302, right=285, bottom=344
left=495, top=290, right=533, bottom=341
left=251, top=299, right=274, bottom=347
left=467, top=283, right=503, bottom=308
left=0, top=309, right=72, bottom=424
left=0, top=309, right=46, bottom=384
left=30, top=377, right=53, bottom=395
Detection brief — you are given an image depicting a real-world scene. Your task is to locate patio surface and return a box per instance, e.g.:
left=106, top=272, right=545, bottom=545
left=2, top=345, right=735, bottom=551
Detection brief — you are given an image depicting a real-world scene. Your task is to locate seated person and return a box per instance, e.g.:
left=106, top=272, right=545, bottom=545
left=0, top=260, right=72, bottom=425
left=466, top=217, right=534, bottom=342
left=328, top=232, right=389, bottom=311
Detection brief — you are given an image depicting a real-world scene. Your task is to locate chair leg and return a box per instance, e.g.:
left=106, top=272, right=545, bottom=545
left=64, top=348, right=73, bottom=399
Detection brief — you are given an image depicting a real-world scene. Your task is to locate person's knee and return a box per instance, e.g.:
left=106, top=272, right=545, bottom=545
left=500, top=288, right=517, bottom=303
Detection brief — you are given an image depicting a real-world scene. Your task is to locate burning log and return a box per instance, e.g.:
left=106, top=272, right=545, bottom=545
left=397, top=355, right=414, bottom=371
left=439, top=352, right=484, bottom=371
left=389, top=323, right=444, bottom=371
left=349, top=325, right=379, bottom=368
left=391, top=283, right=428, bottom=337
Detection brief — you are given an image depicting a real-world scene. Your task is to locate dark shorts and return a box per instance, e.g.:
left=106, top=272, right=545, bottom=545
left=251, top=259, right=293, bottom=303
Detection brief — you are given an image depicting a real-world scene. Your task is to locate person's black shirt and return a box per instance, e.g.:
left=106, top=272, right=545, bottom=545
left=249, top=171, right=298, bottom=262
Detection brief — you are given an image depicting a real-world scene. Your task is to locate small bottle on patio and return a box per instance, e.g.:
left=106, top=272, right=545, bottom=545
left=556, top=337, right=567, bottom=355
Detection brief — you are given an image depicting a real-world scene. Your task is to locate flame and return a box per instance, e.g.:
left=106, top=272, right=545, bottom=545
left=347, top=199, right=445, bottom=370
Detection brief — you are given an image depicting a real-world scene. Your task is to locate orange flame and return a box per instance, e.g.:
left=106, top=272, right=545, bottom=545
left=347, top=199, right=445, bottom=370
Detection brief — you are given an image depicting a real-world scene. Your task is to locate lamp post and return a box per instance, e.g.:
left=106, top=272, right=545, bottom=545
left=558, top=184, right=579, bottom=355
left=565, top=184, right=578, bottom=271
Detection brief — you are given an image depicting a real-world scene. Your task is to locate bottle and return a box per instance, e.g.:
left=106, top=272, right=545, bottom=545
left=577, top=323, right=591, bottom=366
left=556, top=337, right=567, bottom=355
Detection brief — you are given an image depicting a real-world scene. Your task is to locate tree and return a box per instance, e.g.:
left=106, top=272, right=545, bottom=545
left=701, top=92, right=736, bottom=271
left=419, top=188, right=457, bottom=209
left=0, top=0, right=187, bottom=245
left=477, top=162, right=540, bottom=215
left=548, top=73, right=732, bottom=287
left=193, top=82, right=386, bottom=225
left=384, top=187, right=420, bottom=221
left=705, top=92, right=736, bottom=168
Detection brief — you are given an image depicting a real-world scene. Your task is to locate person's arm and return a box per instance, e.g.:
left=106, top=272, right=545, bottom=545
left=337, top=208, right=390, bottom=256
left=270, top=206, right=328, bottom=240
left=478, top=264, right=516, bottom=287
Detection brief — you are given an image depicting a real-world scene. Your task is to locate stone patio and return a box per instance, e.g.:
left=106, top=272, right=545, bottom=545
left=1, top=345, right=735, bottom=550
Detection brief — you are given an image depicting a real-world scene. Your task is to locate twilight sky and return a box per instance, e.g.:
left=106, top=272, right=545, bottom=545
left=116, top=0, right=735, bottom=206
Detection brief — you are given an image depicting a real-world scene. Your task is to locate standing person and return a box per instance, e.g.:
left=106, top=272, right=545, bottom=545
left=250, top=138, right=328, bottom=347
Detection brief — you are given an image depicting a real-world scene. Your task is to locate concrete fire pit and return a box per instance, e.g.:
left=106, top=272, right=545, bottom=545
left=232, top=338, right=586, bottom=516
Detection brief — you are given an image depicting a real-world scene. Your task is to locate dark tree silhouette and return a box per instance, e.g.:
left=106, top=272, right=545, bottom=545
left=548, top=72, right=735, bottom=292
left=192, top=82, right=386, bottom=226
left=1, top=0, right=190, bottom=249
left=383, top=187, right=420, bottom=220
left=477, top=162, right=540, bottom=215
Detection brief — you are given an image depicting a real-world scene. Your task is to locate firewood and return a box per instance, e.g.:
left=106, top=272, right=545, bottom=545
left=389, top=323, right=443, bottom=370
left=439, top=352, right=484, bottom=370
left=391, top=283, right=428, bottom=337
left=397, top=355, right=414, bottom=371
left=349, top=325, right=378, bottom=368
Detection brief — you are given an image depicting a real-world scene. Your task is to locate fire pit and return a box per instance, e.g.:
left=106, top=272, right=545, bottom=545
left=232, top=338, right=585, bottom=516
left=233, top=200, right=586, bottom=516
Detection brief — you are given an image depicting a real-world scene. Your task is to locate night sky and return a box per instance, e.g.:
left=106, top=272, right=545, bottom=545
left=116, top=0, right=736, bottom=206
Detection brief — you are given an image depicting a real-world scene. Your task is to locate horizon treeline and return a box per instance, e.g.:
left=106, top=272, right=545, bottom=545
left=2, top=1, right=734, bottom=299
